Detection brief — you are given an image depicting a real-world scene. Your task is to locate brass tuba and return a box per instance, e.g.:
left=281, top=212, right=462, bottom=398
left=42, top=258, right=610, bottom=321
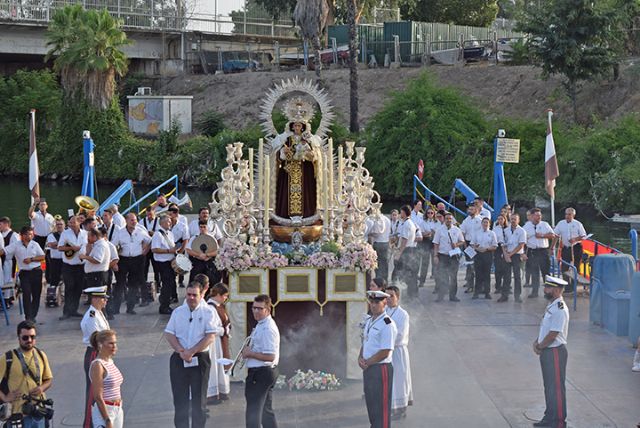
left=74, top=195, right=99, bottom=213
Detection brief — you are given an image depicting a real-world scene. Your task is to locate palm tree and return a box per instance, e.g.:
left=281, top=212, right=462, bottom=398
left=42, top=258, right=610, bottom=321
left=293, top=0, right=330, bottom=81
left=347, top=0, right=359, bottom=132
left=46, top=5, right=130, bottom=110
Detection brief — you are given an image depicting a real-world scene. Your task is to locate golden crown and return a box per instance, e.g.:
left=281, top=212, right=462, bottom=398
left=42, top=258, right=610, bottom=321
left=283, top=97, right=314, bottom=124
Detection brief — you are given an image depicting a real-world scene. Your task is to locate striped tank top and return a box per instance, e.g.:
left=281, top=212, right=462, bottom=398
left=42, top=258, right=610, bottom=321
left=90, top=358, right=123, bottom=401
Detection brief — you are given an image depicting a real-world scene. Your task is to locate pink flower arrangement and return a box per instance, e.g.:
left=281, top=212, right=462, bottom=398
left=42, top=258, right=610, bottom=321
left=253, top=245, right=289, bottom=269
left=339, top=242, right=378, bottom=271
left=306, top=251, right=341, bottom=269
left=286, top=369, right=341, bottom=391
left=215, top=238, right=256, bottom=272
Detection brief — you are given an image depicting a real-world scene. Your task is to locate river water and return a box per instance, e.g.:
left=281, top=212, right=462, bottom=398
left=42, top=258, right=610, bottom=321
left=0, top=177, right=634, bottom=253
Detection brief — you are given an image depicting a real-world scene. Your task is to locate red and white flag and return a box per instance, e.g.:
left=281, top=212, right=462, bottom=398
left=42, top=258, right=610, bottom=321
left=544, top=110, right=559, bottom=199
left=29, top=109, right=40, bottom=203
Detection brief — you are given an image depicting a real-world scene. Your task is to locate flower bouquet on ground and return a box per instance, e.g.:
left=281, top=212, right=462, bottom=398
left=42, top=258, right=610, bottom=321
left=215, top=238, right=255, bottom=272
left=274, top=374, right=287, bottom=390
left=286, top=369, right=342, bottom=391
left=253, top=244, right=289, bottom=269
left=339, top=242, right=378, bottom=272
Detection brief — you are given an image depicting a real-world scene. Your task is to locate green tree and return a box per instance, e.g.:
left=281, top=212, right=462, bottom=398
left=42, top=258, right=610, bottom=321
left=516, top=0, right=620, bottom=122
left=45, top=5, right=130, bottom=110
left=406, top=0, right=499, bottom=26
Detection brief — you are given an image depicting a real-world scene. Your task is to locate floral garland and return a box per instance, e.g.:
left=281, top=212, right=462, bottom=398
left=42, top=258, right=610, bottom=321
left=339, top=242, right=378, bottom=271
left=253, top=245, right=289, bottom=269
left=215, top=238, right=255, bottom=272
left=306, top=251, right=341, bottom=269
left=285, top=369, right=341, bottom=391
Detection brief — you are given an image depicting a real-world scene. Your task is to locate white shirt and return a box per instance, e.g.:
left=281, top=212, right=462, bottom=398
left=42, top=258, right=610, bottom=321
left=554, top=219, right=587, bottom=248
left=2, top=230, right=20, bottom=247
left=362, top=313, right=396, bottom=363
left=165, top=301, right=217, bottom=350
left=471, top=229, right=498, bottom=251
left=410, top=210, right=422, bottom=225
left=494, top=225, right=508, bottom=246
left=523, top=221, right=554, bottom=249
left=386, top=306, right=409, bottom=347
left=152, top=229, right=176, bottom=262
left=81, top=239, right=110, bottom=273
left=537, top=297, right=569, bottom=347
left=398, top=218, right=417, bottom=248
left=372, top=214, right=391, bottom=244
left=188, top=219, right=223, bottom=240
left=479, top=207, right=491, bottom=220
left=171, top=221, right=190, bottom=246
left=460, top=215, right=483, bottom=243
left=107, top=241, right=119, bottom=263
left=31, top=211, right=55, bottom=237
left=113, top=226, right=151, bottom=258
left=433, top=225, right=464, bottom=255
left=112, top=212, right=126, bottom=228
left=81, top=304, right=110, bottom=345
left=141, top=217, right=160, bottom=237
left=246, top=315, right=280, bottom=368
left=104, top=223, right=121, bottom=243
left=4, top=240, right=44, bottom=271
left=504, top=225, right=527, bottom=254
left=46, top=231, right=64, bottom=260
left=59, top=228, right=88, bottom=265
left=419, top=219, right=439, bottom=240
left=390, top=219, right=400, bottom=238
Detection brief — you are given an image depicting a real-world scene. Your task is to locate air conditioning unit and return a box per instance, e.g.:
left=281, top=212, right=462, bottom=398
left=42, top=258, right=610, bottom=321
left=135, top=87, right=152, bottom=96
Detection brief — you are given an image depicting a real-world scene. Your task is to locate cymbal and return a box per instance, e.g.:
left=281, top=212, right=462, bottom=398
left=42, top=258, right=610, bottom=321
left=192, top=234, right=218, bottom=254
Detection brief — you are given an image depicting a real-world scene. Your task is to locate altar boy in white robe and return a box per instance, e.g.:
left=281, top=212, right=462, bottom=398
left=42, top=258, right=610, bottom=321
left=206, top=282, right=231, bottom=405
left=385, top=285, right=413, bottom=419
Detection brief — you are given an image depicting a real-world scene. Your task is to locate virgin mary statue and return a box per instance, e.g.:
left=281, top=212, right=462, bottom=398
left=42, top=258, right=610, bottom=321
left=272, top=98, right=323, bottom=220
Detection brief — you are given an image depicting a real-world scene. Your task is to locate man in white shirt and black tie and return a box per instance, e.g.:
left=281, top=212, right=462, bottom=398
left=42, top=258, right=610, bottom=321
left=153, top=215, right=178, bottom=315
left=554, top=207, right=587, bottom=293
left=243, top=294, right=280, bottom=428
left=58, top=216, right=88, bottom=319
left=433, top=212, right=465, bottom=302
left=522, top=208, right=556, bottom=298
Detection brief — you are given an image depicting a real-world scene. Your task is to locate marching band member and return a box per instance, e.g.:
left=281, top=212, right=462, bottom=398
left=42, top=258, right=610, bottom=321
left=206, top=283, right=231, bottom=405
left=0, top=217, right=19, bottom=305
left=101, top=209, right=121, bottom=243
left=169, top=206, right=190, bottom=291
left=111, top=213, right=151, bottom=315
left=28, top=198, right=54, bottom=251
left=58, top=216, right=88, bottom=319
left=140, top=206, right=161, bottom=300
left=433, top=212, right=465, bottom=302
left=394, top=205, right=418, bottom=298
left=80, top=228, right=110, bottom=290
left=359, top=290, right=397, bottom=428
left=470, top=217, right=498, bottom=299
left=153, top=215, right=178, bottom=315
left=188, top=207, right=223, bottom=239
left=186, top=220, right=220, bottom=286
left=554, top=207, right=587, bottom=294
left=369, top=211, right=391, bottom=283
left=110, top=204, right=126, bottom=229
left=385, top=286, right=413, bottom=420
left=46, top=218, right=66, bottom=290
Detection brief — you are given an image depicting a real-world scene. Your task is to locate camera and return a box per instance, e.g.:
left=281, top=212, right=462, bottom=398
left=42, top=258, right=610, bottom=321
left=21, top=395, right=54, bottom=421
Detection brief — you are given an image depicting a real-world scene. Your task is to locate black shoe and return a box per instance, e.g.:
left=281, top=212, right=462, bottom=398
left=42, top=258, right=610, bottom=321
left=207, top=396, right=223, bottom=405
left=497, top=296, right=508, bottom=303
left=472, top=295, right=479, bottom=300
left=449, top=297, right=460, bottom=302
left=515, top=296, right=523, bottom=303
left=484, top=294, right=492, bottom=300
left=179, top=283, right=185, bottom=288
left=533, top=420, right=552, bottom=427
left=126, top=308, right=137, bottom=315
left=159, top=307, right=173, bottom=315
left=219, top=393, right=229, bottom=401
left=464, top=288, right=474, bottom=293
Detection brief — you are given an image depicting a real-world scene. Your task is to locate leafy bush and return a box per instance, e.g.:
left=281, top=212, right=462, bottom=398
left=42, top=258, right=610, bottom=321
left=501, top=38, right=531, bottom=66
left=195, top=109, right=226, bottom=137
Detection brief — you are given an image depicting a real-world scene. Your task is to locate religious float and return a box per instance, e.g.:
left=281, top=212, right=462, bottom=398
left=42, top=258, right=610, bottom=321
left=209, top=77, right=383, bottom=380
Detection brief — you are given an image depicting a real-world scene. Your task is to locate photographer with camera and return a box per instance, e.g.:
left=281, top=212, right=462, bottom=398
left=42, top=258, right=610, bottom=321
left=0, top=320, right=53, bottom=428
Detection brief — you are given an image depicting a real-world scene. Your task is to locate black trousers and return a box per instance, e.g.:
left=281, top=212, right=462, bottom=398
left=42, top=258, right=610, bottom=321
left=116, top=255, right=145, bottom=311
left=437, top=254, right=459, bottom=299
left=363, top=363, right=393, bottom=428
left=189, top=258, right=221, bottom=289
left=48, top=258, right=63, bottom=287
left=493, top=247, right=508, bottom=293
left=84, top=271, right=108, bottom=288
left=83, top=346, right=97, bottom=428
left=158, top=260, right=177, bottom=310
left=397, top=248, right=418, bottom=298
left=502, top=253, right=522, bottom=298
left=539, top=345, right=568, bottom=427
left=170, top=351, right=210, bottom=428
left=473, top=251, right=493, bottom=296
left=372, top=242, right=389, bottom=282
left=561, top=244, right=583, bottom=292
left=144, top=251, right=161, bottom=289
left=245, top=366, right=278, bottom=428
left=62, top=264, right=84, bottom=315
left=33, top=235, right=47, bottom=252
left=528, top=248, right=550, bottom=295
left=416, top=239, right=433, bottom=286
left=18, top=268, right=42, bottom=321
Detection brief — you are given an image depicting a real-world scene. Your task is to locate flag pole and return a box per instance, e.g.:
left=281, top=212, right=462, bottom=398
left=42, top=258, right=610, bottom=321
left=545, top=109, right=556, bottom=227
left=28, top=109, right=40, bottom=205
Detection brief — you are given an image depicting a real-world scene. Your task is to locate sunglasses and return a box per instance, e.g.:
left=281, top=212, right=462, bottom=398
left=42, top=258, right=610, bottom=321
left=21, top=335, right=36, bottom=341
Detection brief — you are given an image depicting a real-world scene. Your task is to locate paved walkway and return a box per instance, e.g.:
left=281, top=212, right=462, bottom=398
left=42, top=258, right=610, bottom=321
left=0, top=273, right=638, bottom=428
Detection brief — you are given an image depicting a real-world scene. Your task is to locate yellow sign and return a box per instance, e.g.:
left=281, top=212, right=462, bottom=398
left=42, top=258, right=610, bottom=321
left=496, top=138, right=520, bottom=163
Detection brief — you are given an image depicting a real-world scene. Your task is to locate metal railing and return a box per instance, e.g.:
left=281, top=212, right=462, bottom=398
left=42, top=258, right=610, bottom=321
left=413, top=175, right=467, bottom=218
left=551, top=255, right=579, bottom=312
left=122, top=174, right=179, bottom=216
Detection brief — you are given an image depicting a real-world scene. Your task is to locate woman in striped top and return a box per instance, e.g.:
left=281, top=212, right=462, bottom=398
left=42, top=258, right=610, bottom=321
left=89, top=330, right=124, bottom=428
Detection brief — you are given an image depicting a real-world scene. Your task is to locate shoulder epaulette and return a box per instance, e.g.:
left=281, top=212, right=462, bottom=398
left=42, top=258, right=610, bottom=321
left=557, top=301, right=564, bottom=310
left=384, top=317, right=391, bottom=325
left=89, top=310, right=95, bottom=317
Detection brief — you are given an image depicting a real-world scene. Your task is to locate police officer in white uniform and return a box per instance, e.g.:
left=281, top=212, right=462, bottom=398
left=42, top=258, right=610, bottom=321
left=359, top=290, right=397, bottom=428
left=80, top=286, right=110, bottom=428
left=523, top=208, right=556, bottom=298
left=532, top=276, right=570, bottom=428
left=433, top=212, right=465, bottom=302
left=243, top=294, right=280, bottom=428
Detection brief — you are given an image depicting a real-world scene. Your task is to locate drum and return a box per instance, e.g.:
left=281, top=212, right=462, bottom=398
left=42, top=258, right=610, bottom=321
left=171, top=254, right=192, bottom=275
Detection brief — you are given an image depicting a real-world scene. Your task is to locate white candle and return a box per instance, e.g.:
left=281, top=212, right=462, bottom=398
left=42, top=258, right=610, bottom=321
left=264, top=154, right=270, bottom=228
left=258, top=139, right=264, bottom=204
left=248, top=148, right=254, bottom=191
left=328, top=138, right=334, bottom=207
left=338, top=145, right=344, bottom=195
left=323, top=151, right=329, bottom=228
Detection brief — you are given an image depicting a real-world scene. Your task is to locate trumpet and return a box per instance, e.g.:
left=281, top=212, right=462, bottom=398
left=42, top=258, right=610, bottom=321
left=228, top=331, right=253, bottom=377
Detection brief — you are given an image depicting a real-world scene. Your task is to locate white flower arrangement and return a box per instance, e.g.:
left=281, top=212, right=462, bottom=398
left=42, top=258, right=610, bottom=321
left=215, top=238, right=256, bottom=272
left=306, top=251, right=341, bottom=269
left=286, top=369, right=341, bottom=391
left=339, top=242, right=378, bottom=271
left=253, top=245, right=289, bottom=269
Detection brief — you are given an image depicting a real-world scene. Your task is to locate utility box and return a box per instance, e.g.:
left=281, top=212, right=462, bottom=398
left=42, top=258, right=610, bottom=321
left=127, top=95, right=193, bottom=135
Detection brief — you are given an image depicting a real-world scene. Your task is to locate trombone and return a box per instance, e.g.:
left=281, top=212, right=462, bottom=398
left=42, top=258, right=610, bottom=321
left=228, top=330, right=253, bottom=377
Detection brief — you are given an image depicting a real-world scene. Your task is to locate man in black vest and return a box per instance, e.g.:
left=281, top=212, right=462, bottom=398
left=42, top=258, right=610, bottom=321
left=45, top=218, right=66, bottom=289
left=0, top=217, right=20, bottom=307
